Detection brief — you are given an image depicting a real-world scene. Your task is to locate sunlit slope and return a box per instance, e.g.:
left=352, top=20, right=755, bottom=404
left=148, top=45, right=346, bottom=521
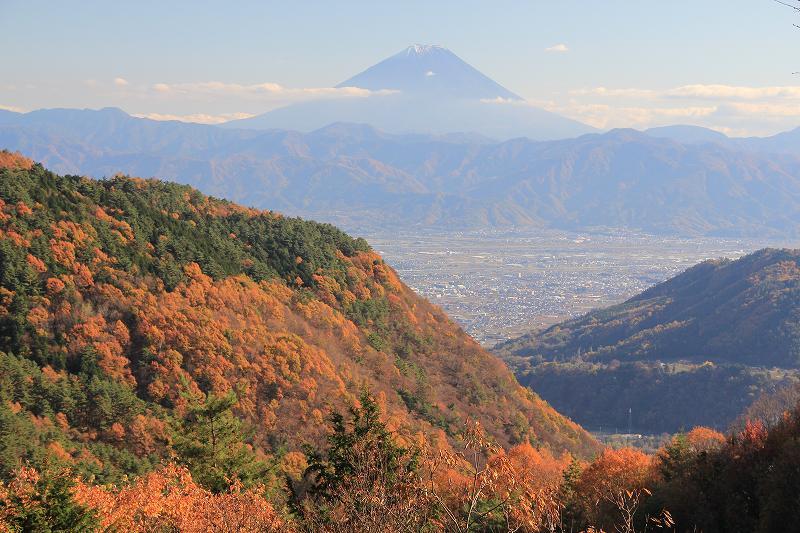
left=0, top=153, right=598, bottom=480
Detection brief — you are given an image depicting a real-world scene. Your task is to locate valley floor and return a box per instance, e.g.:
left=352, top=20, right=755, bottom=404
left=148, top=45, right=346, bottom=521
left=364, top=227, right=777, bottom=345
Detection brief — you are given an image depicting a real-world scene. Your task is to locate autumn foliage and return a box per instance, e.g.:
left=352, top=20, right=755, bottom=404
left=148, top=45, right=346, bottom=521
left=5, top=159, right=799, bottom=532
left=73, top=464, right=285, bottom=532
left=0, top=160, right=602, bottom=528
left=0, top=151, right=33, bottom=171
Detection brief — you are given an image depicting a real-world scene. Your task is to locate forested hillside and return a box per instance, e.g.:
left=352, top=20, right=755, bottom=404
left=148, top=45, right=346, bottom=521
left=4, top=152, right=800, bottom=532
left=0, top=152, right=596, bottom=488
left=497, top=249, right=800, bottom=432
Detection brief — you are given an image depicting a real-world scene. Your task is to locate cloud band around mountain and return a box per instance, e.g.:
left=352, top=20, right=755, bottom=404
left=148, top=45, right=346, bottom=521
left=149, top=81, right=398, bottom=100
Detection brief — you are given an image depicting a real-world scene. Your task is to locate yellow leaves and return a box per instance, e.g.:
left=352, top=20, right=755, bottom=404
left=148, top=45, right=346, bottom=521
left=162, top=348, right=184, bottom=367
left=340, top=288, right=356, bottom=307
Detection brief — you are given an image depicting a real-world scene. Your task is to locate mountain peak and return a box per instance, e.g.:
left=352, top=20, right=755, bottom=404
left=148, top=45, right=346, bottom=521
left=405, top=44, right=448, bottom=56
left=337, top=44, right=522, bottom=101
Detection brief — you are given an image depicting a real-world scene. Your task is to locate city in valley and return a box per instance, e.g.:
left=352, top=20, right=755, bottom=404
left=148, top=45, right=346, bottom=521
left=367, top=228, right=776, bottom=345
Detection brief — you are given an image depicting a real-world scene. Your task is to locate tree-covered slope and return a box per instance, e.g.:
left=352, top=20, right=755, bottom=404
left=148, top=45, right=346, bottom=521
left=496, top=249, right=800, bottom=432
left=500, top=248, right=800, bottom=368
left=0, top=152, right=597, bottom=484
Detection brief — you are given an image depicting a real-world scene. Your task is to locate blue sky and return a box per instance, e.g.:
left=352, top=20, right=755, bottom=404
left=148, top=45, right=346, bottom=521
left=1, top=0, right=798, bottom=135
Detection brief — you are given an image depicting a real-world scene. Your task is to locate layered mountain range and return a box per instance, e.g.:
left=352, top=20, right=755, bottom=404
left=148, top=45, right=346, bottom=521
left=3, top=108, right=800, bottom=237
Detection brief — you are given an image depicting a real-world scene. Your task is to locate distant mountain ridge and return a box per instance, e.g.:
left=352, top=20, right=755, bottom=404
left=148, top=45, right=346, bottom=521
left=645, top=125, right=730, bottom=144
left=645, top=123, right=800, bottom=156
left=495, top=248, right=800, bottom=432
left=4, top=108, right=800, bottom=237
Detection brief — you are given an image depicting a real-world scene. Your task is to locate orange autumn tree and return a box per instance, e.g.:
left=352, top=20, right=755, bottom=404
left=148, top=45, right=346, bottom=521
left=424, top=422, right=573, bottom=533
left=73, top=464, right=286, bottom=532
left=685, top=426, right=725, bottom=454
left=487, top=443, right=573, bottom=532
left=573, top=447, right=657, bottom=532
left=0, top=466, right=98, bottom=532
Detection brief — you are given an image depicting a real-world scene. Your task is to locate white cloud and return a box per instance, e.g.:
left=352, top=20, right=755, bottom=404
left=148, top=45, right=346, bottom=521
left=113, top=77, right=129, bottom=87
left=665, top=84, right=800, bottom=100
left=550, top=83, right=800, bottom=135
left=148, top=81, right=396, bottom=100
left=569, top=87, right=657, bottom=99
left=723, top=101, right=800, bottom=117
left=425, top=71, right=436, bottom=77
left=132, top=112, right=255, bottom=124
left=545, top=44, right=569, bottom=53
left=0, top=104, right=24, bottom=113
left=570, top=84, right=800, bottom=101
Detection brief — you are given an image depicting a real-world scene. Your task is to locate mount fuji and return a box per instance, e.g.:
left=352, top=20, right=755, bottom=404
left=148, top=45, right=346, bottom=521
left=226, top=45, right=596, bottom=140
left=337, top=44, right=522, bottom=100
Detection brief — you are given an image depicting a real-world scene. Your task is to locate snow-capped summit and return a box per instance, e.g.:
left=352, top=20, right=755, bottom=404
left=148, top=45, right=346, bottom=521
left=336, top=44, right=522, bottom=101
left=405, top=44, right=446, bottom=56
